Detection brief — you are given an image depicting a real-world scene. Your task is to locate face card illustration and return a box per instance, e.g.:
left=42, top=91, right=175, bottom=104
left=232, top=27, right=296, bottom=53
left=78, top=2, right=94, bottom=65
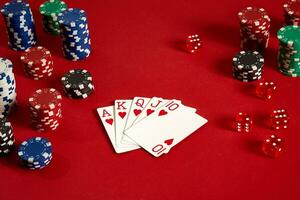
left=97, top=106, right=139, bottom=153
left=122, top=97, right=150, bottom=144
left=125, top=100, right=208, bottom=157
left=114, top=100, right=140, bottom=148
left=132, top=97, right=170, bottom=126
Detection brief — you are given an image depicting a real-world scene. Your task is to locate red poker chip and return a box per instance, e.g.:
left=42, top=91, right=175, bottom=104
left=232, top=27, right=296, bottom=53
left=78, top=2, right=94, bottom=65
left=25, top=68, right=53, bottom=75
left=284, top=0, right=300, bottom=17
left=29, top=111, right=62, bottom=121
left=240, top=30, right=269, bottom=39
left=20, top=46, right=52, bottom=65
left=26, top=65, right=53, bottom=71
left=238, top=7, right=270, bottom=25
left=31, top=117, right=60, bottom=124
left=31, top=122, right=60, bottom=132
left=24, top=60, right=53, bottom=70
left=30, top=112, right=62, bottom=121
left=25, top=68, right=54, bottom=76
left=31, top=116, right=61, bottom=127
left=29, top=104, right=62, bottom=112
left=30, top=105, right=61, bottom=115
left=25, top=72, right=53, bottom=80
left=32, top=120, right=60, bottom=127
left=29, top=88, right=62, bottom=110
left=238, top=7, right=270, bottom=52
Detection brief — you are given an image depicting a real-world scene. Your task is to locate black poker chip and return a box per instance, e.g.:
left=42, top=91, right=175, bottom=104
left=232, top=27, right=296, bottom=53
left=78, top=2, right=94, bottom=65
left=61, top=69, right=94, bottom=99
left=61, top=69, right=92, bottom=89
left=63, top=84, right=94, bottom=99
left=0, top=115, right=14, bottom=155
left=232, top=51, right=264, bottom=71
left=232, top=50, right=264, bottom=82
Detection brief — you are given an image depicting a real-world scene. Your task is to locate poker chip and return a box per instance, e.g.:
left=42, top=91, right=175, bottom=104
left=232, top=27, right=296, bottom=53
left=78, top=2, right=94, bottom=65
left=18, top=137, right=52, bottom=170
left=232, top=51, right=264, bottom=82
left=0, top=1, right=37, bottom=51
left=29, top=88, right=62, bottom=132
left=238, top=7, right=270, bottom=52
left=39, top=0, right=68, bottom=35
left=61, top=69, right=94, bottom=99
left=277, top=25, right=300, bottom=77
left=58, top=8, right=91, bottom=60
left=284, top=0, right=300, bottom=25
left=0, top=58, right=17, bottom=115
left=0, top=115, right=14, bottom=156
left=20, top=46, right=54, bottom=80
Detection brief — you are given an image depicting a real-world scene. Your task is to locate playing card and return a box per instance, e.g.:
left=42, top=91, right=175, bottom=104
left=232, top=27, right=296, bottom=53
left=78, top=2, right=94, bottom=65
left=96, top=106, right=139, bottom=153
left=131, top=97, right=170, bottom=126
left=114, top=99, right=140, bottom=148
left=122, top=97, right=151, bottom=144
left=125, top=100, right=208, bottom=157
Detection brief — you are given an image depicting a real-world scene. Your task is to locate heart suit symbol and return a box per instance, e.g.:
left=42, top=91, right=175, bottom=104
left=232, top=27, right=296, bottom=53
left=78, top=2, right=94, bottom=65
left=158, top=110, right=168, bottom=116
left=164, top=139, right=174, bottom=146
left=133, top=109, right=142, bottom=116
left=118, top=112, right=127, bottom=119
left=105, top=118, right=113, bottom=125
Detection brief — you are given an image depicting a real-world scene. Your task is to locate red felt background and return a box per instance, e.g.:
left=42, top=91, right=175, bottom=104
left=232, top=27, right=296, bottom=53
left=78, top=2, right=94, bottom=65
left=0, top=0, right=299, bottom=199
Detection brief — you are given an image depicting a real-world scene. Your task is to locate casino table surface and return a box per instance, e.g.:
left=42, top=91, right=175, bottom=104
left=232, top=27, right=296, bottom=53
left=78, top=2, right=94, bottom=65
left=0, top=0, right=299, bottom=199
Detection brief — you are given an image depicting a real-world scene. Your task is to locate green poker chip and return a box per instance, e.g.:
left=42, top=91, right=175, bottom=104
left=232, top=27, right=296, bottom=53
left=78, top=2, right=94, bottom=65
left=277, top=25, right=300, bottom=47
left=39, top=0, right=67, bottom=35
left=277, top=25, right=300, bottom=77
left=39, top=0, right=67, bottom=16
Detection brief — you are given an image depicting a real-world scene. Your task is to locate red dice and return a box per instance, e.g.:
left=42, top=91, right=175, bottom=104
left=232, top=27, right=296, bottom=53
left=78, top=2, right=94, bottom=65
left=262, top=134, right=284, bottom=158
left=233, top=112, right=253, bottom=132
left=186, top=34, right=202, bottom=53
left=256, top=80, right=276, bottom=100
left=270, top=109, right=289, bottom=130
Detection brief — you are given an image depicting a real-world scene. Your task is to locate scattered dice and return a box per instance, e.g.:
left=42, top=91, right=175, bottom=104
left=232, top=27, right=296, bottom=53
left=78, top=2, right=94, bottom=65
left=262, top=134, right=284, bottom=158
left=186, top=34, right=202, bottom=53
left=256, top=80, right=277, bottom=100
left=270, top=109, right=289, bottom=130
left=233, top=112, right=253, bottom=132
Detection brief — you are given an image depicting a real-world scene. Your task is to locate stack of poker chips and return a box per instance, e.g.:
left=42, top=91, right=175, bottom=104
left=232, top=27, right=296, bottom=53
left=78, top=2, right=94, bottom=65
left=29, top=88, right=62, bottom=132
left=0, top=58, right=17, bottom=115
left=283, top=0, right=300, bottom=25
left=277, top=25, right=300, bottom=77
left=20, top=46, right=54, bottom=80
left=39, top=0, right=67, bottom=35
left=232, top=51, right=264, bottom=82
left=0, top=115, right=14, bottom=156
left=61, top=69, right=94, bottom=99
left=18, top=137, right=52, bottom=170
left=58, top=8, right=91, bottom=61
left=0, top=1, right=37, bottom=51
left=238, top=7, right=271, bottom=53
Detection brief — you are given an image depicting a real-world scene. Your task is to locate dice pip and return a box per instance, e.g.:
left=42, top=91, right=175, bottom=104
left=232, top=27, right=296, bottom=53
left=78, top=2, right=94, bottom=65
left=262, top=134, right=284, bottom=158
left=233, top=112, right=253, bottom=132
left=270, top=109, right=289, bottom=130
left=186, top=34, right=202, bottom=53
left=256, top=80, right=276, bottom=100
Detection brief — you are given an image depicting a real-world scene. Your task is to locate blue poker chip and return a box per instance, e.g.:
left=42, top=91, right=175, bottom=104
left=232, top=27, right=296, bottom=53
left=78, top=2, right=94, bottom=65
left=6, top=24, right=36, bottom=34
left=1, top=1, right=37, bottom=51
left=60, top=23, right=88, bottom=34
left=18, top=137, right=52, bottom=165
left=62, top=32, right=90, bottom=43
left=62, top=41, right=91, bottom=51
left=58, top=8, right=91, bottom=60
left=58, top=8, right=87, bottom=26
left=0, top=1, right=30, bottom=17
left=62, top=48, right=91, bottom=60
left=22, top=154, right=52, bottom=168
